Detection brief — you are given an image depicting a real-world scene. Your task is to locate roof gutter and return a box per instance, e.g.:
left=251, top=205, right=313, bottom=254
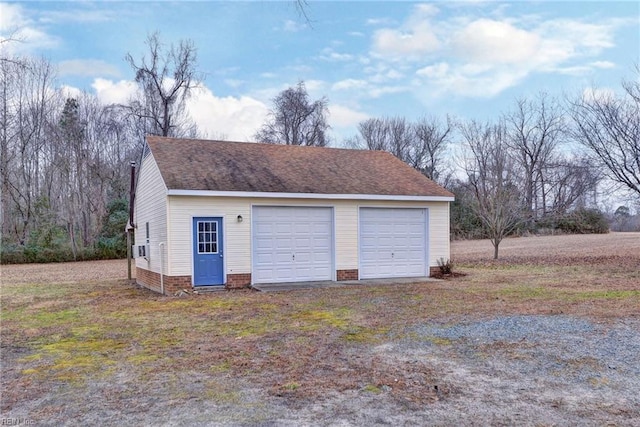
left=165, top=189, right=454, bottom=202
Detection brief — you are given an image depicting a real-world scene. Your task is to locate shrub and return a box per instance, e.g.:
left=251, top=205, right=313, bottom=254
left=0, top=244, right=27, bottom=264
left=96, top=236, right=127, bottom=259
left=437, top=258, right=454, bottom=275
left=1, top=243, right=112, bottom=264
left=556, top=208, right=609, bottom=234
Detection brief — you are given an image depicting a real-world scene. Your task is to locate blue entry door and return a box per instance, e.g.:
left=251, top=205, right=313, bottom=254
left=193, top=217, right=224, bottom=286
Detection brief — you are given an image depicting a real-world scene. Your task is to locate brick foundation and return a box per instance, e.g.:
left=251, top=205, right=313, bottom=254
left=136, top=267, right=192, bottom=295
left=226, top=273, right=251, bottom=289
left=337, top=269, right=359, bottom=281
left=136, top=266, right=437, bottom=295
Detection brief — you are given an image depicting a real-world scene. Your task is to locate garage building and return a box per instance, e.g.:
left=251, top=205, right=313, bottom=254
left=134, top=136, right=454, bottom=294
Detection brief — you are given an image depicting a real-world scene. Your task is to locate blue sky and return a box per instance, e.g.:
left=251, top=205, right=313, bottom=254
left=1, top=1, right=638, bottom=143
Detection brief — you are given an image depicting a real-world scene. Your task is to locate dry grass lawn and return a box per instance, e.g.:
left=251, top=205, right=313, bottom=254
left=1, top=232, right=639, bottom=425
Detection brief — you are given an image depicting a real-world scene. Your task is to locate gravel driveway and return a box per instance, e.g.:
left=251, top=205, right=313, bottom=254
left=12, top=315, right=635, bottom=426
left=251, top=315, right=640, bottom=427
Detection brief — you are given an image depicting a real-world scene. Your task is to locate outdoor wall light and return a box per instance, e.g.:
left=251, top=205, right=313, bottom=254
left=237, top=215, right=243, bottom=223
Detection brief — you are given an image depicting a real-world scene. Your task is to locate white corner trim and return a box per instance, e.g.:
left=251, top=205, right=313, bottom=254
left=166, top=189, right=454, bottom=202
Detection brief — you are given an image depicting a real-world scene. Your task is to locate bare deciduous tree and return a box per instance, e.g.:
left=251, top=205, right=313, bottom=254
left=350, top=116, right=411, bottom=158
left=543, top=157, right=600, bottom=217
left=125, top=32, right=201, bottom=138
left=1, top=52, right=141, bottom=257
left=348, top=115, right=453, bottom=185
left=459, top=120, right=526, bottom=259
left=505, top=93, right=565, bottom=220
left=255, top=81, right=330, bottom=146
left=570, top=76, right=640, bottom=198
left=413, top=115, right=453, bottom=183
left=1, top=56, right=57, bottom=245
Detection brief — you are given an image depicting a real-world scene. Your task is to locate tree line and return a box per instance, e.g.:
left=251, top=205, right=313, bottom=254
left=2, top=33, right=639, bottom=262
left=257, top=76, right=639, bottom=258
left=1, top=33, right=200, bottom=263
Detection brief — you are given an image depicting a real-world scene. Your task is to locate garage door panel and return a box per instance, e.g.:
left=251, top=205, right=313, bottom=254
left=275, top=238, right=292, bottom=250
left=255, top=237, right=273, bottom=250
left=274, top=251, right=293, bottom=263
left=313, top=254, right=331, bottom=265
left=253, top=207, right=333, bottom=284
left=360, top=208, right=427, bottom=279
left=255, top=252, right=273, bottom=264
left=295, top=250, right=312, bottom=262
left=312, top=223, right=329, bottom=233
left=313, top=238, right=331, bottom=248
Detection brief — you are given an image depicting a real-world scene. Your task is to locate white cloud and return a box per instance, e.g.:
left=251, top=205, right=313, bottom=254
left=416, top=62, right=450, bottom=79
left=373, top=25, right=439, bottom=58
left=303, top=79, right=326, bottom=94
left=451, top=19, right=540, bottom=64
left=91, top=78, right=138, bottom=105
left=0, top=3, right=27, bottom=31
left=88, top=78, right=268, bottom=141
left=224, top=79, right=245, bottom=88
left=414, top=4, right=440, bottom=17
left=60, top=85, right=83, bottom=99
left=368, top=4, right=628, bottom=99
left=186, top=86, right=268, bottom=142
left=385, top=69, right=404, bottom=80
left=590, top=61, right=616, bottom=69
left=331, top=76, right=406, bottom=99
left=367, top=18, right=395, bottom=26
left=416, top=60, right=531, bottom=98
left=581, top=86, right=616, bottom=103
left=318, top=47, right=354, bottom=62
left=371, top=4, right=441, bottom=59
left=0, top=3, right=58, bottom=53
left=59, top=59, right=121, bottom=78
left=282, top=19, right=306, bottom=32
left=368, top=85, right=408, bottom=98
left=328, top=104, right=369, bottom=128
left=39, top=9, right=116, bottom=24
left=540, top=20, right=615, bottom=51
left=332, top=79, right=368, bottom=91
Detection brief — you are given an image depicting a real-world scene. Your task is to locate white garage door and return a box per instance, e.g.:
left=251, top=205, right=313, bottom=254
left=359, top=208, right=427, bottom=279
left=253, top=206, right=333, bottom=284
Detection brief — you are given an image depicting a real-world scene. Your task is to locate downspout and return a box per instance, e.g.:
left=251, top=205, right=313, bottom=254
left=127, top=161, right=136, bottom=282
left=129, top=160, right=136, bottom=226
left=159, top=242, right=165, bottom=295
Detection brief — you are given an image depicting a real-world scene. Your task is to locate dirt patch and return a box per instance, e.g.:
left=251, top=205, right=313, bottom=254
left=2, top=233, right=639, bottom=425
left=452, top=232, right=640, bottom=262
left=1, top=258, right=131, bottom=284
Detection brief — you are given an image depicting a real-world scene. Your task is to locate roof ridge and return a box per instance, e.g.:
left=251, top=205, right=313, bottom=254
left=146, top=135, right=387, bottom=154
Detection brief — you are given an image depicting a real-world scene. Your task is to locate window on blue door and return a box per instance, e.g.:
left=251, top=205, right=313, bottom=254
left=197, top=221, right=218, bottom=254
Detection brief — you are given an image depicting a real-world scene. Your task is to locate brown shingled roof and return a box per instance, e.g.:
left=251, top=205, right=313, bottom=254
left=146, top=136, right=454, bottom=198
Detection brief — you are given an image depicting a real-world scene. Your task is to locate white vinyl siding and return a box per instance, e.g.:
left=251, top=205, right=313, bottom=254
left=134, top=153, right=168, bottom=274
left=427, top=202, right=450, bottom=267
left=166, top=196, right=451, bottom=278
left=334, top=203, right=358, bottom=270
left=166, top=197, right=251, bottom=277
